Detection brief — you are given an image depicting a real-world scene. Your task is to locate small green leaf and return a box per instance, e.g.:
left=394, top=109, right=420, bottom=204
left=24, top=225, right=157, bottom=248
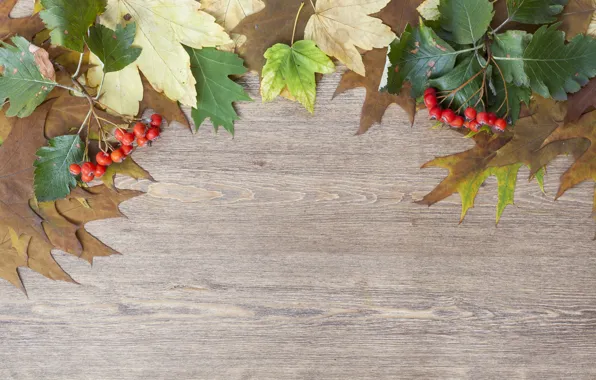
left=261, top=40, right=335, bottom=114
left=34, top=135, right=84, bottom=202
left=429, top=55, right=486, bottom=110
left=85, top=23, right=142, bottom=73
left=492, top=163, right=521, bottom=224
left=439, top=0, right=494, bottom=45
left=39, top=0, right=107, bottom=52
left=185, top=47, right=252, bottom=135
left=506, top=0, right=567, bottom=24
left=0, top=36, right=56, bottom=118
left=381, top=22, right=459, bottom=98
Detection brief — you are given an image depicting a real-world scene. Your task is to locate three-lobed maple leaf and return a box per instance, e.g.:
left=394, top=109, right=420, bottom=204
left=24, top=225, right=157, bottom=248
left=261, top=40, right=335, bottom=113
left=185, top=46, right=252, bottom=134
left=89, top=0, right=232, bottom=117
left=202, top=0, right=265, bottom=31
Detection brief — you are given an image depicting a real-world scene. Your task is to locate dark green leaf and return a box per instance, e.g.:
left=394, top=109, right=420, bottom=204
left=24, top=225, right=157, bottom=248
left=439, top=0, right=494, bottom=45
left=0, top=36, right=56, bottom=118
left=34, top=135, right=84, bottom=202
left=185, top=47, right=252, bottom=135
left=381, top=22, right=461, bottom=97
left=489, top=69, right=531, bottom=123
left=506, top=0, right=567, bottom=24
left=85, top=23, right=142, bottom=73
left=428, top=55, right=486, bottom=110
left=491, top=31, right=532, bottom=87
left=39, top=0, right=107, bottom=52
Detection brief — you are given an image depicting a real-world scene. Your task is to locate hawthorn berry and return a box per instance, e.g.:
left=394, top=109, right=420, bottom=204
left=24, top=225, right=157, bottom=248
left=69, top=163, right=81, bottom=176
left=95, top=165, right=107, bottom=178
left=137, top=136, right=149, bottom=147
left=121, top=145, right=134, bottom=156
left=424, top=94, right=438, bottom=108
left=81, top=162, right=96, bottom=175
left=476, top=112, right=489, bottom=125
left=487, top=112, right=497, bottom=126
left=494, top=118, right=507, bottom=132
left=441, top=109, right=456, bottom=124
left=146, top=127, right=160, bottom=141
left=451, top=116, right=464, bottom=128
left=96, top=152, right=112, bottom=166
left=111, top=148, right=125, bottom=163
left=121, top=132, right=135, bottom=146
left=133, top=122, right=146, bottom=138
left=81, top=173, right=94, bottom=183
left=114, top=128, right=126, bottom=142
left=464, top=107, right=477, bottom=120
left=424, top=88, right=437, bottom=97
left=468, top=120, right=480, bottom=132
left=150, top=114, right=163, bottom=127
left=429, top=106, right=442, bottom=120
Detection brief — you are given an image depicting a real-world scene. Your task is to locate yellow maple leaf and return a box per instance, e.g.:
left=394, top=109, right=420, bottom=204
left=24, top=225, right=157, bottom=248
left=202, top=0, right=265, bottom=31
left=304, top=0, right=396, bottom=76
left=89, top=0, right=232, bottom=116
left=88, top=57, right=143, bottom=116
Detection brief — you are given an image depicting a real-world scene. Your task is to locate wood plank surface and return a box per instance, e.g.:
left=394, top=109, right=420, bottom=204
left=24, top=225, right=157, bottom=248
left=2, top=1, right=596, bottom=379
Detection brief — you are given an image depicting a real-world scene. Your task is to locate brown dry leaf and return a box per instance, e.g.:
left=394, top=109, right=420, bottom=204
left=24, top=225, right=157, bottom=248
left=566, top=78, right=596, bottom=122
left=139, top=76, right=191, bottom=130
left=334, top=0, right=421, bottom=134
left=202, top=0, right=266, bottom=31
left=233, top=0, right=315, bottom=72
left=0, top=0, right=44, bottom=41
left=559, top=0, right=596, bottom=40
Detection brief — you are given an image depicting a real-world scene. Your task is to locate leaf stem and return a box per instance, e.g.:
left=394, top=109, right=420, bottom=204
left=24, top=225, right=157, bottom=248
left=291, top=2, right=306, bottom=46
left=492, top=18, right=510, bottom=34
left=95, top=72, right=106, bottom=101
left=491, top=57, right=509, bottom=117
left=72, top=53, right=84, bottom=78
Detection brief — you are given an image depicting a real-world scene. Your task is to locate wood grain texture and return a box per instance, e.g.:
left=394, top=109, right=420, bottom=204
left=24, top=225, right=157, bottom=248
left=2, top=1, right=596, bottom=379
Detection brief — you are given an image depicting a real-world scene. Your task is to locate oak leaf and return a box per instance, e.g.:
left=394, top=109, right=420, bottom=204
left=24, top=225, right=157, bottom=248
left=559, top=0, right=596, bottom=40
left=566, top=77, right=596, bottom=122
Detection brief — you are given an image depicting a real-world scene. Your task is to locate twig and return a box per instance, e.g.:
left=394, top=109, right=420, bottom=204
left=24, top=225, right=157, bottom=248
left=94, top=72, right=106, bottom=101
left=492, top=18, right=510, bottom=34
left=72, top=53, right=84, bottom=78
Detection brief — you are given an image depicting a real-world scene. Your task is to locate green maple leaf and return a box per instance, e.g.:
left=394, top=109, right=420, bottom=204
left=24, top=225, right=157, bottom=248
left=34, top=135, right=84, bottom=202
left=39, top=0, right=107, bottom=53
left=381, top=22, right=461, bottom=98
left=261, top=40, right=335, bottom=114
left=185, top=47, right=252, bottom=135
left=428, top=55, right=487, bottom=110
left=493, top=24, right=596, bottom=100
left=0, top=36, right=56, bottom=118
left=506, top=0, right=567, bottom=24
left=85, top=23, right=142, bottom=73
left=438, top=0, right=494, bottom=45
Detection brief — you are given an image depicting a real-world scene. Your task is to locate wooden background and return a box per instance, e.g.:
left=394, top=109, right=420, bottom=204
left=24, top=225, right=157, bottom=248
left=2, top=1, right=596, bottom=379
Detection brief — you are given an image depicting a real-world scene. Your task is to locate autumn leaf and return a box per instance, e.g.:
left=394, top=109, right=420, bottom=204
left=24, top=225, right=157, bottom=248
left=559, top=0, right=596, bottom=40
left=139, top=76, right=191, bottom=130
left=202, top=0, right=265, bottom=31
left=304, top=0, right=396, bottom=76
left=0, top=0, right=45, bottom=41
left=334, top=0, right=420, bottom=134
left=566, top=77, right=596, bottom=122
left=90, top=0, right=232, bottom=116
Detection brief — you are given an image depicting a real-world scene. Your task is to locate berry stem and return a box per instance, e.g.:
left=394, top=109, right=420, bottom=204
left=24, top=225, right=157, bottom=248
left=491, top=57, right=510, bottom=117
left=291, top=2, right=306, bottom=46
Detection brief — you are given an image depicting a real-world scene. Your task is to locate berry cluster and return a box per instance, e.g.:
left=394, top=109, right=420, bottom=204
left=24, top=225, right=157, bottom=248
left=423, top=88, right=508, bottom=133
left=69, top=114, right=163, bottom=183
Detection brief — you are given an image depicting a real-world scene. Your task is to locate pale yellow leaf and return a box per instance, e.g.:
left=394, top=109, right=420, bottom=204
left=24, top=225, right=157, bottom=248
left=96, top=0, right=232, bottom=114
left=304, top=0, right=396, bottom=76
left=88, top=52, right=143, bottom=116
left=202, top=0, right=265, bottom=31
left=417, top=0, right=440, bottom=21
left=218, top=33, right=247, bottom=52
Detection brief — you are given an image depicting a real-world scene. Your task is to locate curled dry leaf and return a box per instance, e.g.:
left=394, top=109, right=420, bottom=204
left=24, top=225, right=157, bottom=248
left=28, top=43, right=55, bottom=81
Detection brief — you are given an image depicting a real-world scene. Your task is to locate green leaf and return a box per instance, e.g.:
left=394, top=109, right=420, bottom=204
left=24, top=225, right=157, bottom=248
left=493, top=24, right=596, bottom=100
left=439, top=0, right=494, bottom=45
left=0, top=36, right=56, bottom=118
left=39, top=0, right=107, bottom=52
left=185, top=46, right=252, bottom=135
left=534, top=166, right=546, bottom=194
left=492, top=163, right=521, bottom=224
left=506, top=0, right=567, bottom=24
left=491, top=31, right=532, bottom=87
left=34, top=135, right=84, bottom=202
left=489, top=68, right=531, bottom=123
left=85, top=23, right=142, bottom=73
left=261, top=40, right=335, bottom=114
left=428, top=55, right=486, bottom=110
left=381, top=22, right=460, bottom=98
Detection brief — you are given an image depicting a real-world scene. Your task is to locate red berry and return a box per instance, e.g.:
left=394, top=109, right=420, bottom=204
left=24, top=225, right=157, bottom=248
left=133, top=122, right=146, bottom=138
left=451, top=116, right=464, bottom=128
left=487, top=113, right=497, bottom=126
left=424, top=88, right=437, bottom=97
left=494, top=118, right=507, bottom=132
left=428, top=106, right=442, bottom=120
left=146, top=127, right=160, bottom=141
left=121, top=145, right=134, bottom=156
left=81, top=162, right=96, bottom=175
left=111, top=148, right=125, bottom=163
left=121, top=132, right=135, bottom=146
left=476, top=112, right=489, bottom=125
left=464, top=107, right=477, bottom=120
left=81, top=173, right=94, bottom=183
left=114, top=128, right=125, bottom=141
left=424, top=94, right=438, bottom=108
left=441, top=109, right=456, bottom=123
left=137, top=136, right=149, bottom=147
left=69, top=163, right=81, bottom=176
left=468, top=120, right=480, bottom=132
left=94, top=165, right=106, bottom=178
left=96, top=152, right=112, bottom=166
left=150, top=114, right=163, bottom=127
